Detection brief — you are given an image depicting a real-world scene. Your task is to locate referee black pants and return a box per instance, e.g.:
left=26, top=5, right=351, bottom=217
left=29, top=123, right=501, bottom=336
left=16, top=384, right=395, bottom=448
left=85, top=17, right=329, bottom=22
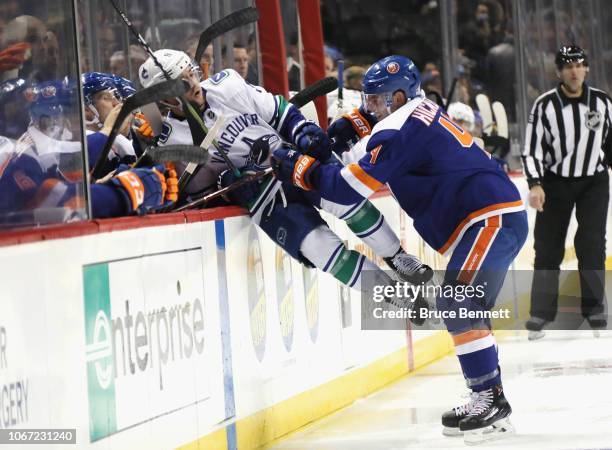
left=530, top=170, right=609, bottom=321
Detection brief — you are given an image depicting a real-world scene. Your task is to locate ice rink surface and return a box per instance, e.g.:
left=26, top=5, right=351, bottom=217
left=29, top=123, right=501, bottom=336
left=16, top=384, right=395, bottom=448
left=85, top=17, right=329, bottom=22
left=270, top=330, right=612, bottom=450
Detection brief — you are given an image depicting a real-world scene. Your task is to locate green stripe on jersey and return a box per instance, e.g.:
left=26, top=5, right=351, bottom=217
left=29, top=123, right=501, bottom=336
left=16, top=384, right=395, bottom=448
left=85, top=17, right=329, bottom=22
left=345, top=201, right=382, bottom=234
left=329, top=249, right=361, bottom=285
left=271, top=95, right=290, bottom=130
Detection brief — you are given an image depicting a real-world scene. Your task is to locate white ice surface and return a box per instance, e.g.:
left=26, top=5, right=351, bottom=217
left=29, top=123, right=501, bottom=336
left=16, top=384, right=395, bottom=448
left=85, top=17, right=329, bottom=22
left=270, top=330, right=612, bottom=450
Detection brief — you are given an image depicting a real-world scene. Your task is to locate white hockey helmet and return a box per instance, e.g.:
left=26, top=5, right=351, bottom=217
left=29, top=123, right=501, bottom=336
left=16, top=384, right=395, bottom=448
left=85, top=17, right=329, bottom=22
left=447, top=102, right=475, bottom=132
left=139, top=49, right=193, bottom=88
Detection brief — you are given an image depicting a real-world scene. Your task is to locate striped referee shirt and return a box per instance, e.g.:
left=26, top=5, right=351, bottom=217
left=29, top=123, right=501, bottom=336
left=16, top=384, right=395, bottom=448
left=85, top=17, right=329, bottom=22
left=522, top=83, right=611, bottom=186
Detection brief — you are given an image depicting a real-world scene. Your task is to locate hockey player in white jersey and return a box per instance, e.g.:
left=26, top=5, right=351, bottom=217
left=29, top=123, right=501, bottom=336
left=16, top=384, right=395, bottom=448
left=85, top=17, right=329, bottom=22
left=138, top=49, right=432, bottom=295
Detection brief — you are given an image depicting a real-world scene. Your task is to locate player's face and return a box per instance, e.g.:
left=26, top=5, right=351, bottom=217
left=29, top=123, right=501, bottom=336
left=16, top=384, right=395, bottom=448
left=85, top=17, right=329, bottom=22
left=93, top=89, right=121, bottom=122
left=558, top=61, right=588, bottom=94
left=181, top=67, right=204, bottom=106
left=363, top=93, right=390, bottom=120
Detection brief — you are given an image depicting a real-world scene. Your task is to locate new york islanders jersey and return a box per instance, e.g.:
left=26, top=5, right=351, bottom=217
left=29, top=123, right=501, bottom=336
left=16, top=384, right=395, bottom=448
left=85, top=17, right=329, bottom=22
left=315, top=97, right=524, bottom=255
left=158, top=69, right=296, bottom=194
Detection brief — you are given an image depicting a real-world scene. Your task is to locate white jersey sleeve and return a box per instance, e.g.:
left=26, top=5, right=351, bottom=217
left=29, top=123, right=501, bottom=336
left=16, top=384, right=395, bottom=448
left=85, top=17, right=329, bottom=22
left=203, top=69, right=293, bottom=133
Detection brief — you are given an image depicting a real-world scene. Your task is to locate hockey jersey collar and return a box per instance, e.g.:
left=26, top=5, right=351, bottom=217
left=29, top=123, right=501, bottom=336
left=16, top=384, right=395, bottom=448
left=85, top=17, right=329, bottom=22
left=556, top=82, right=589, bottom=107
left=370, top=94, right=425, bottom=134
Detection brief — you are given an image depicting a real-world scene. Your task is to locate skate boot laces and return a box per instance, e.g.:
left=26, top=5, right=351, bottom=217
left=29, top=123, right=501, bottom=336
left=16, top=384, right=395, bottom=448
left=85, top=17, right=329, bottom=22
left=392, top=252, right=425, bottom=275
left=455, top=392, right=479, bottom=416
left=467, top=389, right=494, bottom=416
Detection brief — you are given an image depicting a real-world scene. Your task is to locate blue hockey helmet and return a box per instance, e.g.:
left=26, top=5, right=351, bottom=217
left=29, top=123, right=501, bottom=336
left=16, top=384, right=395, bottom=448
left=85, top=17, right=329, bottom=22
left=81, top=72, right=118, bottom=106
left=362, top=55, right=421, bottom=118
left=29, top=80, right=65, bottom=120
left=112, top=74, right=136, bottom=99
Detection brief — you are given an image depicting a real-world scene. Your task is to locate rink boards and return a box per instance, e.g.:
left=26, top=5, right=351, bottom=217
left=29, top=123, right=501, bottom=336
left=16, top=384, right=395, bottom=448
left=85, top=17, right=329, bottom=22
left=0, top=176, right=609, bottom=449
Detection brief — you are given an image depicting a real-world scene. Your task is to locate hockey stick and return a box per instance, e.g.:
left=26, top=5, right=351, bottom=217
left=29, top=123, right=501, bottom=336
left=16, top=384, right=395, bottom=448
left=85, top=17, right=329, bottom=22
left=174, top=167, right=273, bottom=212
left=337, top=59, right=344, bottom=115
left=177, top=114, right=226, bottom=192
left=134, top=145, right=210, bottom=167
left=171, top=8, right=261, bottom=187
left=194, top=7, right=259, bottom=66
left=491, top=101, right=508, bottom=138
left=109, top=0, right=240, bottom=177
left=91, top=78, right=187, bottom=181
left=289, top=76, right=338, bottom=108
left=475, top=93, right=494, bottom=135
left=444, top=77, right=458, bottom=110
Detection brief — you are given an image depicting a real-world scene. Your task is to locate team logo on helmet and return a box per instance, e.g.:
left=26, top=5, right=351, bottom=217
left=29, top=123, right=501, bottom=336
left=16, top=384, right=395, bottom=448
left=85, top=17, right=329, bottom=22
left=41, top=85, right=57, bottom=98
left=140, top=67, right=149, bottom=79
left=386, top=62, right=400, bottom=74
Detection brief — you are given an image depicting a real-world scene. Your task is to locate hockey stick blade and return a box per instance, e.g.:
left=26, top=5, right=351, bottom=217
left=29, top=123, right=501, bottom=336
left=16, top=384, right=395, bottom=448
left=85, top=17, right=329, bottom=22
left=195, top=7, right=259, bottom=64
left=289, top=77, right=338, bottom=108
left=475, top=93, right=494, bottom=136
left=91, top=79, right=187, bottom=180
left=492, top=101, right=508, bottom=138
left=175, top=167, right=273, bottom=212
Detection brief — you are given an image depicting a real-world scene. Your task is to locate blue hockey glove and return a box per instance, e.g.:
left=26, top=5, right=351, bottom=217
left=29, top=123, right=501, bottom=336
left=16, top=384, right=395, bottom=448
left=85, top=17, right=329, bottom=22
left=271, top=146, right=320, bottom=191
left=217, top=164, right=265, bottom=207
left=328, top=106, right=377, bottom=155
left=292, top=121, right=332, bottom=161
left=110, top=164, right=176, bottom=215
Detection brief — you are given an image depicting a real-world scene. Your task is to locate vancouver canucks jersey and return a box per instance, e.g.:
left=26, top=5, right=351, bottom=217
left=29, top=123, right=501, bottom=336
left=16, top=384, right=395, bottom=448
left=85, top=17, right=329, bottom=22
left=315, top=97, right=524, bottom=255
left=158, top=69, right=295, bottom=194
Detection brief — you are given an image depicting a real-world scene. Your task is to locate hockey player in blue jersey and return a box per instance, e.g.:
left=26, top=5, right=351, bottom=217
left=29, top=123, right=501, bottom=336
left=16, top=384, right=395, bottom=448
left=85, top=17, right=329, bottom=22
left=0, top=78, right=178, bottom=224
left=272, top=55, right=528, bottom=444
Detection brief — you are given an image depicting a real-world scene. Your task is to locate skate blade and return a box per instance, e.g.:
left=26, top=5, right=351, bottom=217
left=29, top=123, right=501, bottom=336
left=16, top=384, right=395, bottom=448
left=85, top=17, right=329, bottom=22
left=593, top=330, right=601, bottom=338
left=528, top=330, right=545, bottom=341
left=463, top=417, right=515, bottom=445
left=442, top=426, right=463, bottom=437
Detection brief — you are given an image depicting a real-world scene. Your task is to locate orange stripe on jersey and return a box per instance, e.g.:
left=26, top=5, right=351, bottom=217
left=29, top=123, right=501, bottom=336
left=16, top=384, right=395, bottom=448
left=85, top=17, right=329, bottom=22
left=457, top=215, right=500, bottom=284
left=347, top=163, right=383, bottom=192
left=452, top=329, right=491, bottom=346
left=438, top=200, right=523, bottom=255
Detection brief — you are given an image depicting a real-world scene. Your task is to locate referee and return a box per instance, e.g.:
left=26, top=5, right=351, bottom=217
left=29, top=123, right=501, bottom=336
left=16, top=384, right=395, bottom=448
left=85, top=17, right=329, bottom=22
left=521, top=44, right=610, bottom=339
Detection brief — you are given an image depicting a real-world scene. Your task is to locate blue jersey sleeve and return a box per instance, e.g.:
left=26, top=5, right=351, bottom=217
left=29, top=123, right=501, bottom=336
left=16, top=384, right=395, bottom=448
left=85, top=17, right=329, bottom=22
left=313, top=129, right=399, bottom=204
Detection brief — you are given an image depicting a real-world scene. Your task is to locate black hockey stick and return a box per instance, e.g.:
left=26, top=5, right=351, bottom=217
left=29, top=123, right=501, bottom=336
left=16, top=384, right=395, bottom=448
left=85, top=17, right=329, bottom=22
left=174, top=168, right=273, bottom=212
left=194, top=7, right=259, bottom=64
left=444, top=77, right=458, bottom=111
left=108, top=0, right=240, bottom=177
left=177, top=7, right=261, bottom=189
left=134, top=145, right=210, bottom=168
left=289, top=76, right=338, bottom=108
left=337, top=60, right=344, bottom=114
left=91, top=79, right=187, bottom=181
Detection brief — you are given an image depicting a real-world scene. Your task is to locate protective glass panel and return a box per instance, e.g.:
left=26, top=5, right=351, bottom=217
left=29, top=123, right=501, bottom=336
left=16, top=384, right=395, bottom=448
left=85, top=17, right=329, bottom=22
left=0, top=0, right=88, bottom=228
left=77, top=0, right=259, bottom=86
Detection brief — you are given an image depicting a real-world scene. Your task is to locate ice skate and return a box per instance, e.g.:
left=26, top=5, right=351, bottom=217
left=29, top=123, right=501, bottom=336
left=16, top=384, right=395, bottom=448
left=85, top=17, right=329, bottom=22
left=383, top=249, right=433, bottom=285
left=526, top=316, right=547, bottom=341
left=459, top=385, right=515, bottom=445
left=441, top=392, right=478, bottom=436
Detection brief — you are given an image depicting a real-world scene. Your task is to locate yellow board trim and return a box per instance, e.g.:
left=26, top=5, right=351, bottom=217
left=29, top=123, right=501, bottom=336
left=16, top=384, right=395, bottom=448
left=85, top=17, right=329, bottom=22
left=177, top=427, right=227, bottom=450
left=177, top=331, right=453, bottom=450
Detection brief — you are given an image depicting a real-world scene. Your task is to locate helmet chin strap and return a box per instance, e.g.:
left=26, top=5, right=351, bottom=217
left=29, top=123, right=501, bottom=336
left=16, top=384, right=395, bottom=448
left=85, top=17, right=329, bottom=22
left=86, top=104, right=103, bottom=129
